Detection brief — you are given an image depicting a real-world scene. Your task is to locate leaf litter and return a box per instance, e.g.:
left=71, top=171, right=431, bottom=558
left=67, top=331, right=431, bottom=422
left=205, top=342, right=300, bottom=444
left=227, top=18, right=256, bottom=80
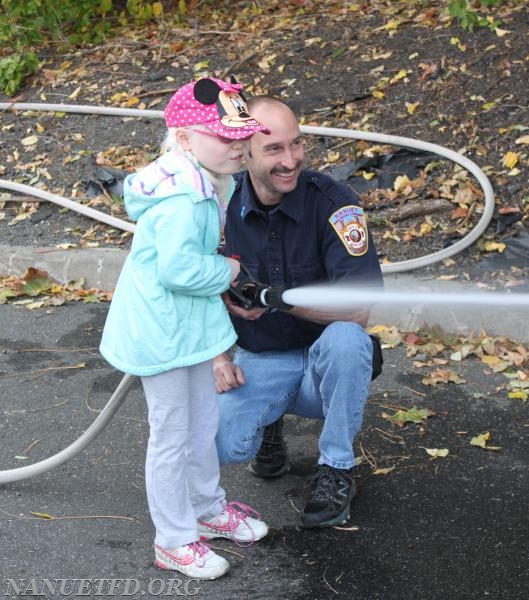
left=0, top=0, right=527, bottom=285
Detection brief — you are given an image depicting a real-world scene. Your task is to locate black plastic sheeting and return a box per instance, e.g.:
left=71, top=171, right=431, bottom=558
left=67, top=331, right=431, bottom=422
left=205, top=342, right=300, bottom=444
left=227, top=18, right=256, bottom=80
left=496, top=210, right=524, bottom=234
left=480, top=231, right=529, bottom=270
left=82, top=166, right=127, bottom=199
left=327, top=148, right=439, bottom=194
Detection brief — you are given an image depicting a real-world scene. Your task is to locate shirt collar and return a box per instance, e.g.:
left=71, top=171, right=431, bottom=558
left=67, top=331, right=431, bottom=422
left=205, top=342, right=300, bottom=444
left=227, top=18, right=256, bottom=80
left=238, top=171, right=306, bottom=224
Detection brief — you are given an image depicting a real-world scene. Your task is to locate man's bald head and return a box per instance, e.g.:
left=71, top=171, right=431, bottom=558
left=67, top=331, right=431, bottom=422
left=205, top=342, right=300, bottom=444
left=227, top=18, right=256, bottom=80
left=246, top=96, right=299, bottom=136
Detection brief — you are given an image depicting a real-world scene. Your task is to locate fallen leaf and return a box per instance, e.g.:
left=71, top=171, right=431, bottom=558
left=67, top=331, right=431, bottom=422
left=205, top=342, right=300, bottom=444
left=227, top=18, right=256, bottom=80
left=368, top=324, right=402, bottom=348
left=498, top=206, right=522, bottom=215
left=193, top=60, right=210, bottom=71
left=479, top=241, right=506, bottom=253
left=257, top=53, right=276, bottom=72
left=450, top=342, right=477, bottom=361
left=393, top=174, right=411, bottom=192
left=68, top=86, right=81, bottom=100
left=450, top=37, right=466, bottom=51
left=515, top=135, right=529, bottom=145
left=385, top=406, right=435, bottom=428
left=481, top=354, right=512, bottom=372
left=21, top=268, right=54, bottom=297
left=419, top=62, right=437, bottom=81
left=422, top=369, right=465, bottom=385
left=331, top=48, right=347, bottom=59
left=383, top=19, right=400, bottom=32
left=470, top=431, right=489, bottom=447
left=470, top=431, right=501, bottom=451
left=403, top=332, right=422, bottom=345
left=390, top=69, right=409, bottom=84
left=21, top=135, right=39, bottom=146
left=373, top=466, right=395, bottom=475
left=413, top=360, right=431, bottom=368
left=502, top=151, right=519, bottom=169
left=422, top=447, right=449, bottom=459
left=481, top=100, right=498, bottom=111
left=494, top=27, right=510, bottom=37
left=451, top=206, right=469, bottom=219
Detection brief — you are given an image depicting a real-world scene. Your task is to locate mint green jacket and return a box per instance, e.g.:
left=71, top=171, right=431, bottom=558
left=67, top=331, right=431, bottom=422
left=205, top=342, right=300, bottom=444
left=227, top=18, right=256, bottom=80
left=99, top=153, right=236, bottom=376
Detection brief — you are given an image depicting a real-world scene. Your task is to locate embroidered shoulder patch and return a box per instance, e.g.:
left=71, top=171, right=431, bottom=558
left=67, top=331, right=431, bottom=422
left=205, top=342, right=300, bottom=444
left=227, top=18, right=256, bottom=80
left=329, top=205, right=368, bottom=256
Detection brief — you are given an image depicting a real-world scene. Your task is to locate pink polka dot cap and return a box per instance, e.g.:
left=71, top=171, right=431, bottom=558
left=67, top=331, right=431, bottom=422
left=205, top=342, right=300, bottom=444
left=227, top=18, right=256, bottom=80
left=164, top=77, right=270, bottom=140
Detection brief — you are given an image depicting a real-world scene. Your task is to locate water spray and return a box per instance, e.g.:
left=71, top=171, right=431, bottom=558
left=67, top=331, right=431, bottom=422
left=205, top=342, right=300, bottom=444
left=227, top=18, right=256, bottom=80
left=282, top=285, right=529, bottom=311
left=229, top=266, right=529, bottom=312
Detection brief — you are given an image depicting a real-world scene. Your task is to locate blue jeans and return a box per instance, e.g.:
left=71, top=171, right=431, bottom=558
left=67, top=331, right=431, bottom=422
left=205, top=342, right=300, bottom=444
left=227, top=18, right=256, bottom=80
left=216, top=322, right=373, bottom=470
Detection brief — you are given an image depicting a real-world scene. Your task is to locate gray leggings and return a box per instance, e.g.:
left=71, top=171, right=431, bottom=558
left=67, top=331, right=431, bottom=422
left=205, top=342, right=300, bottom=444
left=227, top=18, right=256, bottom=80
left=141, top=360, right=225, bottom=548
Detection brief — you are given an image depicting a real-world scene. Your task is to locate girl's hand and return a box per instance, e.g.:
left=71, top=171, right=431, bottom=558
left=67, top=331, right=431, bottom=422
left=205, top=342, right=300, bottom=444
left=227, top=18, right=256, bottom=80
left=213, top=359, right=245, bottom=393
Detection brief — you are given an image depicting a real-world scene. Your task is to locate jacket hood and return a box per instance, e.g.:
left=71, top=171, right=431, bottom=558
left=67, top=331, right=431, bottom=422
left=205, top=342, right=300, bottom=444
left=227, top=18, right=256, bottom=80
left=124, top=151, right=216, bottom=221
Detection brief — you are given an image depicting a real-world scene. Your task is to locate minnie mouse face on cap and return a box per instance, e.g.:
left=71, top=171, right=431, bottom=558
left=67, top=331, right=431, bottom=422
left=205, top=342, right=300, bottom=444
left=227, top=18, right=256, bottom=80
left=164, top=77, right=270, bottom=140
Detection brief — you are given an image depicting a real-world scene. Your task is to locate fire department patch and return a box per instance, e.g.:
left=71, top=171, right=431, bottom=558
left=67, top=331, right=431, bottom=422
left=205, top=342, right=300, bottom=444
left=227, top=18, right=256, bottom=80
left=329, top=205, right=369, bottom=256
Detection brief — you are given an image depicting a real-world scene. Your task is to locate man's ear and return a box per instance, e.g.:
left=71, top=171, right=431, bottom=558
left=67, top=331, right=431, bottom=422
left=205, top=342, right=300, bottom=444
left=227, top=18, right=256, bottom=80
left=175, top=128, right=192, bottom=151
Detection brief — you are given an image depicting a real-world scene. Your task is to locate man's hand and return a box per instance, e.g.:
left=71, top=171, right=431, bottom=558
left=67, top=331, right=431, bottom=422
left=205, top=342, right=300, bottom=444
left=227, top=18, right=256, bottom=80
left=213, top=357, right=245, bottom=393
left=222, top=291, right=267, bottom=321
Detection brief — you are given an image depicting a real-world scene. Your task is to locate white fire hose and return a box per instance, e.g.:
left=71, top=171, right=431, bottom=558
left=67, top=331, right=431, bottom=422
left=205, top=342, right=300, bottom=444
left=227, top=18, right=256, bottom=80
left=0, top=102, right=496, bottom=484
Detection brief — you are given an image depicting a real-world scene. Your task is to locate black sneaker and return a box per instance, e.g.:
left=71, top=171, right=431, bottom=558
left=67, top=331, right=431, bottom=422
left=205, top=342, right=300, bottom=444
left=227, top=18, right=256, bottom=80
left=300, top=464, right=356, bottom=528
left=248, top=417, right=290, bottom=478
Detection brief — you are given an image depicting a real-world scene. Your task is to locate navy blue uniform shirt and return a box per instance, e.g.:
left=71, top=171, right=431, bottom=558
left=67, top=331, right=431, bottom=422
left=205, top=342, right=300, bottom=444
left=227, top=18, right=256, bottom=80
left=223, top=170, right=383, bottom=353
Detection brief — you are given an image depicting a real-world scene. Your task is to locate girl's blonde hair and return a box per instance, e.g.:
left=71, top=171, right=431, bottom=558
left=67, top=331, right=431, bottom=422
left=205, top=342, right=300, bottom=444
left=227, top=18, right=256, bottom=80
left=161, top=127, right=183, bottom=154
left=161, top=126, right=202, bottom=169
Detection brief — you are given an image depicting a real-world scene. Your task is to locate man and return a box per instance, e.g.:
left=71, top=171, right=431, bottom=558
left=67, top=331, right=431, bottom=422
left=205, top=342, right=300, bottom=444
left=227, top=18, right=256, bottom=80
left=214, top=96, right=383, bottom=529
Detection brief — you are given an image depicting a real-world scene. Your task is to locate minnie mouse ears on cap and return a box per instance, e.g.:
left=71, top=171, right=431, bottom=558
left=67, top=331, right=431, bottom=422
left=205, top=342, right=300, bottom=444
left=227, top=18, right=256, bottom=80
left=164, top=77, right=270, bottom=140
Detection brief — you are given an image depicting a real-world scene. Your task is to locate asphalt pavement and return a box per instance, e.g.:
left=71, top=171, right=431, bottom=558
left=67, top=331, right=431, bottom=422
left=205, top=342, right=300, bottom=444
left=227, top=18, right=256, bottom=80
left=1, top=247, right=529, bottom=599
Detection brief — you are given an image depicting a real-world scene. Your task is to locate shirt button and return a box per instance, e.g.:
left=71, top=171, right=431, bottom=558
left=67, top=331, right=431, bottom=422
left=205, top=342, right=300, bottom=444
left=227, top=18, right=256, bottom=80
left=270, top=231, right=279, bottom=239
left=273, top=267, right=280, bottom=274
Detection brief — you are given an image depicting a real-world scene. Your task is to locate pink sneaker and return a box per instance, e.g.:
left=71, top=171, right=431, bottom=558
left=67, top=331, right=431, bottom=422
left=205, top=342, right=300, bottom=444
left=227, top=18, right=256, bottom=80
left=197, top=501, right=269, bottom=545
left=154, top=541, right=229, bottom=579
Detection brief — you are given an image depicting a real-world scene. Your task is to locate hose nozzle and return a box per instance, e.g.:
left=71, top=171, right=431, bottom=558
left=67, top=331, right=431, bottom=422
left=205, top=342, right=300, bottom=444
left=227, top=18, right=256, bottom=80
left=229, top=263, right=293, bottom=311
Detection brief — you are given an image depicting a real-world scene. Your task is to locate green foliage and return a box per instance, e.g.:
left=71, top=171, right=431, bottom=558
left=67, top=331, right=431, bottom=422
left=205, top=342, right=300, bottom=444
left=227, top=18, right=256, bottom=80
left=448, top=0, right=502, bottom=31
left=0, top=0, right=167, bottom=96
left=0, top=52, right=40, bottom=96
left=1, top=0, right=112, bottom=48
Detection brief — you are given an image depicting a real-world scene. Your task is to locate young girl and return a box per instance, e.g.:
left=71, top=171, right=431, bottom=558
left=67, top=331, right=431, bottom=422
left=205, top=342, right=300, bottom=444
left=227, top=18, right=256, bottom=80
left=99, top=77, right=270, bottom=580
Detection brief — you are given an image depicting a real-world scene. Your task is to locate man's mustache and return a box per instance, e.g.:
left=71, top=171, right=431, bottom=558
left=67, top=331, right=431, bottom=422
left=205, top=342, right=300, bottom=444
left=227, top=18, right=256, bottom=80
left=271, top=163, right=302, bottom=175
